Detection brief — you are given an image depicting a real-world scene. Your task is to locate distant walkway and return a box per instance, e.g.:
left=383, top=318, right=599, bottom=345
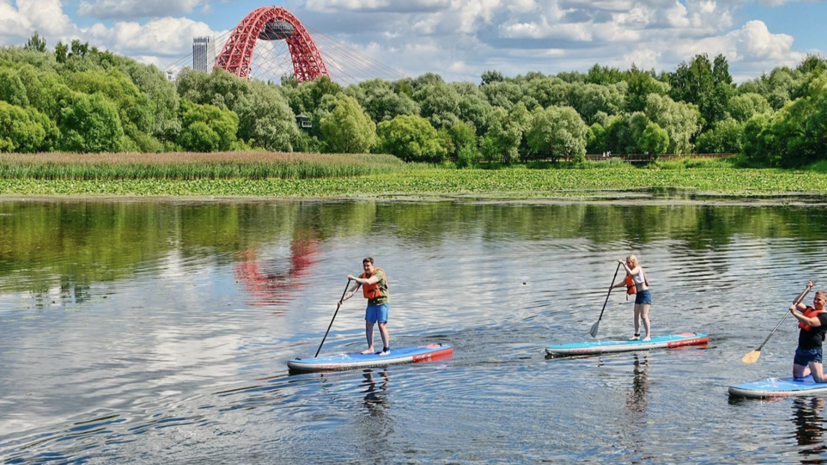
left=584, top=153, right=736, bottom=164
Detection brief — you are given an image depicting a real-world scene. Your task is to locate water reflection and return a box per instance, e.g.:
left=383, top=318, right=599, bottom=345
left=358, top=368, right=394, bottom=464
left=362, top=368, right=390, bottom=410
left=234, top=238, right=320, bottom=309
left=5, top=199, right=827, bottom=463
left=792, top=397, right=827, bottom=464
left=626, top=354, right=650, bottom=415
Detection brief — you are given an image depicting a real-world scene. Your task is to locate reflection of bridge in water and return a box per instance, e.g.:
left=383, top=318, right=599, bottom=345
left=234, top=238, right=319, bottom=311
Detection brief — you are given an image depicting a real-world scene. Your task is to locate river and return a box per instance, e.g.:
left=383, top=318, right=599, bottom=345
left=1, top=198, right=827, bottom=464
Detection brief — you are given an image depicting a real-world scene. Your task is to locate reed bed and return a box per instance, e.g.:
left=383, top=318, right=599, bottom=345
left=0, top=152, right=416, bottom=180
left=0, top=166, right=822, bottom=198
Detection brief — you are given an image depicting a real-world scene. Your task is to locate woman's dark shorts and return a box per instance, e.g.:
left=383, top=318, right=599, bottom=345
left=635, top=289, right=652, bottom=305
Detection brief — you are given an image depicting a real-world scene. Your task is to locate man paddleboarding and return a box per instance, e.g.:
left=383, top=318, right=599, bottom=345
left=340, top=257, right=391, bottom=356
left=790, top=281, right=827, bottom=382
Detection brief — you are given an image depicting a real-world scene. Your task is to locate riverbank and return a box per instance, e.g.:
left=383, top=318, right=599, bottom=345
left=1, top=166, right=827, bottom=201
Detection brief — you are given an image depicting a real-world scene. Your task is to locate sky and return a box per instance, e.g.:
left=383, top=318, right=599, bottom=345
left=0, top=0, right=825, bottom=83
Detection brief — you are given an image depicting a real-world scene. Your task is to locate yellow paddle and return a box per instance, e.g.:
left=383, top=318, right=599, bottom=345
left=742, top=282, right=815, bottom=364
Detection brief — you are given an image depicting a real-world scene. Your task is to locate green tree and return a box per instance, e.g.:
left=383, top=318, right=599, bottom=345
left=481, top=80, right=524, bottom=110
left=481, top=70, right=505, bottom=86
left=66, top=68, right=156, bottom=150
left=447, top=120, right=477, bottom=156
left=0, top=102, right=58, bottom=152
left=376, top=114, right=447, bottom=163
left=481, top=106, right=525, bottom=163
left=586, top=122, right=606, bottom=154
left=741, top=113, right=775, bottom=165
left=0, top=68, right=30, bottom=107
left=638, top=122, right=669, bottom=157
left=625, top=66, right=670, bottom=112
left=320, top=94, right=376, bottom=153
left=644, top=94, right=701, bottom=154
left=235, top=80, right=299, bottom=151
left=457, top=93, right=493, bottom=134
left=177, top=99, right=239, bottom=152
left=525, top=106, right=588, bottom=162
left=60, top=92, right=124, bottom=152
left=54, top=41, right=68, bottom=64
left=414, top=82, right=460, bottom=129
left=728, top=93, right=771, bottom=123
left=24, top=31, right=47, bottom=53
left=695, top=119, right=743, bottom=154
left=668, top=54, right=735, bottom=130
left=344, top=79, right=419, bottom=123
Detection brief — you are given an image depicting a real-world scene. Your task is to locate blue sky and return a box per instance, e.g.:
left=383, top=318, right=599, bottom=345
left=0, top=0, right=824, bottom=83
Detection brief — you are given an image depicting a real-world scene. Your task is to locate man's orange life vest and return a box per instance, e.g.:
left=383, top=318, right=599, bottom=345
left=799, top=306, right=827, bottom=331
left=361, top=267, right=388, bottom=300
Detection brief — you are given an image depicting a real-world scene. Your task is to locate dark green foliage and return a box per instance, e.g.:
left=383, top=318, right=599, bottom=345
left=695, top=119, right=744, bottom=154
left=625, top=66, right=669, bottom=113
left=376, top=115, right=447, bottom=163
left=0, top=101, right=58, bottom=152
left=638, top=122, right=669, bottom=157
left=414, top=82, right=461, bottom=129
left=60, top=92, right=124, bottom=152
left=526, top=106, right=588, bottom=162
left=668, top=54, right=735, bottom=130
left=24, top=32, right=47, bottom=53
left=319, top=95, right=376, bottom=153
left=0, top=68, right=29, bottom=107
left=177, top=99, right=238, bottom=152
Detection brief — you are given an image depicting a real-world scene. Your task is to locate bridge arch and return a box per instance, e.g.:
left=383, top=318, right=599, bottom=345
left=214, top=7, right=328, bottom=82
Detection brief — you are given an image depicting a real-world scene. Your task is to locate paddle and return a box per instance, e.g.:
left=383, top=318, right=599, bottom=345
left=741, top=281, right=815, bottom=364
left=314, top=278, right=352, bottom=358
left=589, top=262, right=622, bottom=338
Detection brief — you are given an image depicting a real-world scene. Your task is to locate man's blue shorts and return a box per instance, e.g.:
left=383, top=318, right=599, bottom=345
left=365, top=304, right=389, bottom=324
left=635, top=289, right=652, bottom=305
left=794, top=347, right=823, bottom=365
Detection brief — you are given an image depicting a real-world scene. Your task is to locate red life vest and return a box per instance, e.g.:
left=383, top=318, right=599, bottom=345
left=361, top=267, right=388, bottom=300
left=625, top=275, right=637, bottom=295
left=799, top=306, right=827, bottom=331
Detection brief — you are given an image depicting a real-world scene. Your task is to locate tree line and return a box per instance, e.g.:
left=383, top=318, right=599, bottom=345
left=1, top=32, right=825, bottom=168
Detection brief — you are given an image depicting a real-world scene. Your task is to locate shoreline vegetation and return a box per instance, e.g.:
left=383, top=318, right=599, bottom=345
left=2, top=152, right=827, bottom=200
left=2, top=35, right=826, bottom=173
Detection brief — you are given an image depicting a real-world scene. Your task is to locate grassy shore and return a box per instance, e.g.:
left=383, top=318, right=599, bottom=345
left=1, top=162, right=826, bottom=198
left=0, top=152, right=416, bottom=180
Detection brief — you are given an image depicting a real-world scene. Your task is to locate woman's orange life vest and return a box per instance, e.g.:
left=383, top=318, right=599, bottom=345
left=361, top=267, right=388, bottom=300
left=625, top=275, right=637, bottom=295
left=799, top=306, right=827, bottom=331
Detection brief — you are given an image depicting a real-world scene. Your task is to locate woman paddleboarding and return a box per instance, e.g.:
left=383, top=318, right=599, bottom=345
left=614, top=255, right=651, bottom=341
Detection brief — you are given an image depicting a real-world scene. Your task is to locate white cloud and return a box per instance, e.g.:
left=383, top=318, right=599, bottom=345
left=304, top=0, right=451, bottom=13
left=78, top=0, right=209, bottom=19
left=88, top=16, right=221, bottom=57
left=671, top=20, right=800, bottom=64
left=0, top=0, right=75, bottom=41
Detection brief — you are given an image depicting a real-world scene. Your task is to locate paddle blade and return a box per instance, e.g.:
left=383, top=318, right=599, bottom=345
left=589, top=321, right=600, bottom=338
left=741, top=350, right=761, bottom=364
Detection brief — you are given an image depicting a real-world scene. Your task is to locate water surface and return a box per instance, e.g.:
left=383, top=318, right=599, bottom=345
left=1, top=199, right=827, bottom=463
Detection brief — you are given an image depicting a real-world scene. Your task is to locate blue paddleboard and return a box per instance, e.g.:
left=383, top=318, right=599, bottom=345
left=287, top=343, right=453, bottom=372
left=545, top=333, right=709, bottom=356
left=729, top=375, right=827, bottom=398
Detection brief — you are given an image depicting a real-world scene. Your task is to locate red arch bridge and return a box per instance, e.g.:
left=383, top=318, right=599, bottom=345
left=210, top=6, right=401, bottom=84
